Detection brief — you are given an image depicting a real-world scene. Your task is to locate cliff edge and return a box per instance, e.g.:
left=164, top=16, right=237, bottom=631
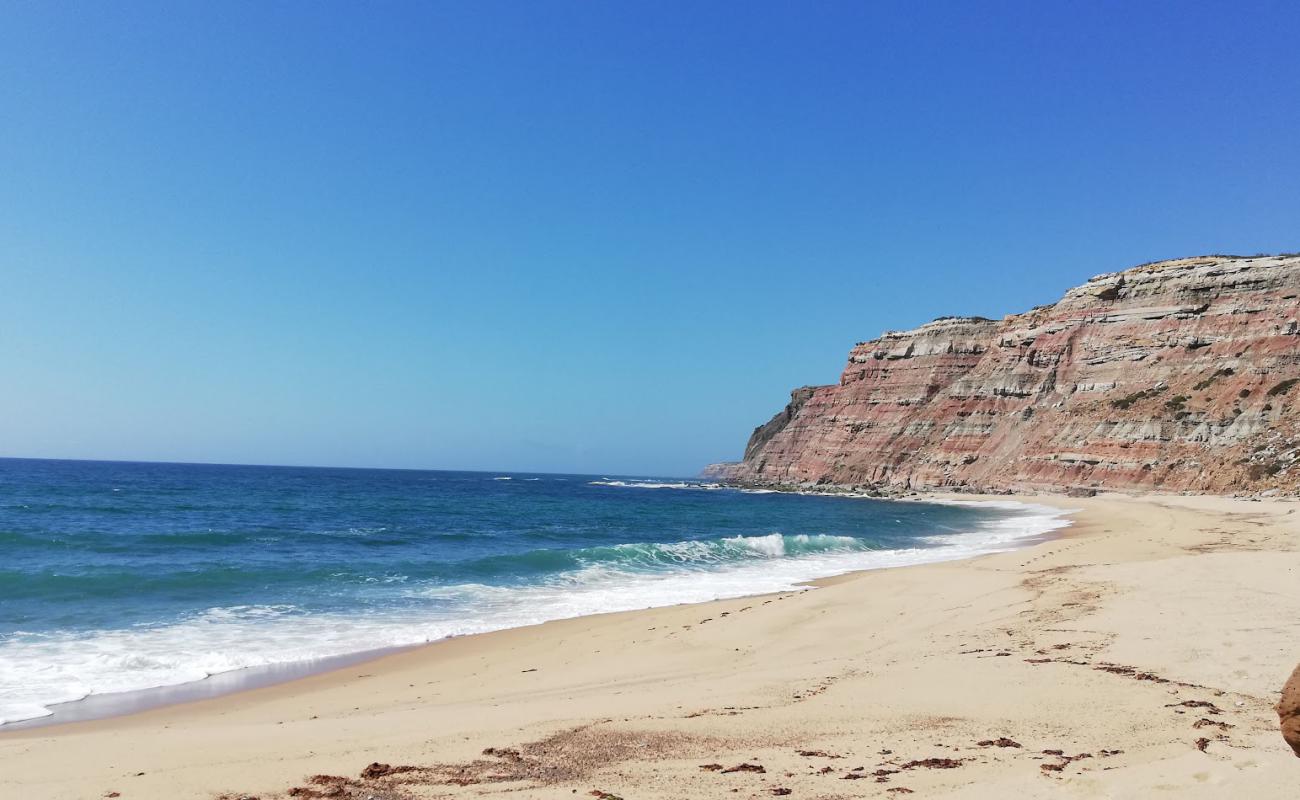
left=719, top=254, right=1300, bottom=494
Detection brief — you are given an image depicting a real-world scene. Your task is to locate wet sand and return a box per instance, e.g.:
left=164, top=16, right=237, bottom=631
left=3, top=492, right=1298, bottom=798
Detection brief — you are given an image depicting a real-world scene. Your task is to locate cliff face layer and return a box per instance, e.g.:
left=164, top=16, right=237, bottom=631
left=720, top=255, right=1300, bottom=494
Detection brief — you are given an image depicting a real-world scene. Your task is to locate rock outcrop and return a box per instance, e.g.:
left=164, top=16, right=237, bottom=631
left=719, top=255, right=1300, bottom=494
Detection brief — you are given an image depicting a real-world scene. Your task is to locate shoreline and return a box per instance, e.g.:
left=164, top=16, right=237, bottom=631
left=0, top=646, right=419, bottom=732
left=4, top=492, right=1298, bottom=799
left=1, top=492, right=1070, bottom=732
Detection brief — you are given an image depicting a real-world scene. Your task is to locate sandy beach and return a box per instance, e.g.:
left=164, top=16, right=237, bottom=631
left=3, top=492, right=1298, bottom=799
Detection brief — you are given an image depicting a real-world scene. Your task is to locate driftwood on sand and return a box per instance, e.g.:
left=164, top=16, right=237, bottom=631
left=1281, top=663, right=1300, bottom=758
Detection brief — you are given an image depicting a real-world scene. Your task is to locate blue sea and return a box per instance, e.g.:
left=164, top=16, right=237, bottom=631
left=0, top=458, right=1070, bottom=726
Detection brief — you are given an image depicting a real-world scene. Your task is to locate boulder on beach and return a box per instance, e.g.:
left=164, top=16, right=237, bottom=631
left=1281, top=663, right=1300, bottom=757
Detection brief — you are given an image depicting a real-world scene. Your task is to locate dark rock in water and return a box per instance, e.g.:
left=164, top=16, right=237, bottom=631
left=1281, top=662, right=1300, bottom=757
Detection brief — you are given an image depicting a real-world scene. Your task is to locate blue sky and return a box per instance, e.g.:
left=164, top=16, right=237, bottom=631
left=2, top=2, right=1297, bottom=475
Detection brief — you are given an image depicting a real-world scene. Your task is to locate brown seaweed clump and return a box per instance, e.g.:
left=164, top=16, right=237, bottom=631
left=1281, top=663, right=1300, bottom=758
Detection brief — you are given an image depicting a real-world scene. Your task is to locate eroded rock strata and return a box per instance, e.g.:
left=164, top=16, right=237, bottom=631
left=716, top=255, right=1300, bottom=494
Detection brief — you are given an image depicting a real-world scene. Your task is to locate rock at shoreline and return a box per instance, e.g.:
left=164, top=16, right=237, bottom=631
left=713, top=254, right=1300, bottom=495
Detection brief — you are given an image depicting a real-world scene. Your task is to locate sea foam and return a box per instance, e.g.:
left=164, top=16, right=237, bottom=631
left=0, top=498, right=1070, bottom=726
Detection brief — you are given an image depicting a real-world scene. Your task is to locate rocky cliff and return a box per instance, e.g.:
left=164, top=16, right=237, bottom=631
left=716, top=254, right=1300, bottom=494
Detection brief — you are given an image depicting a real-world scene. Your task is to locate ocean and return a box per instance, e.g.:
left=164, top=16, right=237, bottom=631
left=0, top=458, right=1070, bottom=726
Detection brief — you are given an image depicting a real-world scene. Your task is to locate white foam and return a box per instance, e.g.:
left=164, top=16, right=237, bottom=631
left=725, top=532, right=786, bottom=556
left=0, top=500, right=1071, bottom=726
left=589, top=479, right=723, bottom=490
left=916, top=499, right=1076, bottom=548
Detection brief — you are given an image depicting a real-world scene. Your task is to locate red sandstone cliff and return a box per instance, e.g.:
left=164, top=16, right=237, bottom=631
left=713, top=255, right=1300, bottom=494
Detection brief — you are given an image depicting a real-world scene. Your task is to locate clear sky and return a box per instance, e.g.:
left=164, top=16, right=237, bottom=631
left=2, top=2, right=1297, bottom=476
